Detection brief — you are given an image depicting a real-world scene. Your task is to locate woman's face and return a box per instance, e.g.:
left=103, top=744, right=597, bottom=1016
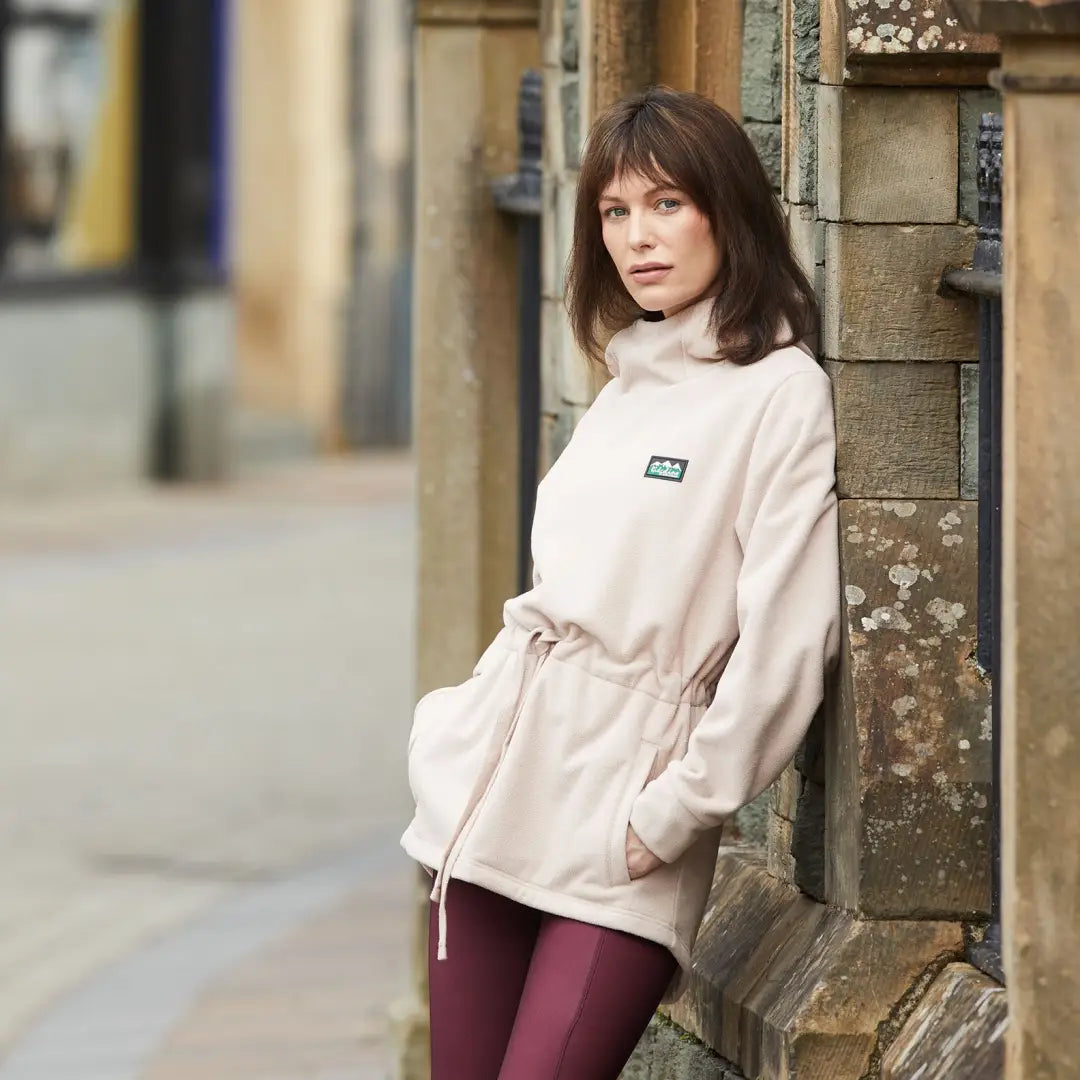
left=598, top=169, right=721, bottom=317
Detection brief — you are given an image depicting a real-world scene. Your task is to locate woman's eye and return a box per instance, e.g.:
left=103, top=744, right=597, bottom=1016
left=603, top=206, right=628, bottom=219
left=657, top=198, right=680, bottom=211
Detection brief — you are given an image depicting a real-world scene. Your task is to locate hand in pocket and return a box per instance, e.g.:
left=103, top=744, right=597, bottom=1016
left=625, top=825, right=664, bottom=880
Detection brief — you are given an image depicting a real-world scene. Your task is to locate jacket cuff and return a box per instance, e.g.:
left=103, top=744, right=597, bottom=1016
left=628, top=777, right=706, bottom=865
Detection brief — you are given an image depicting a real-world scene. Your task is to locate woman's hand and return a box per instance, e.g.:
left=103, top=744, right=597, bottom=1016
left=625, top=825, right=664, bottom=879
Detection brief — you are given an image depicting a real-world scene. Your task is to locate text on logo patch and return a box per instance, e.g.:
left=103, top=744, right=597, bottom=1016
left=644, top=455, right=689, bottom=482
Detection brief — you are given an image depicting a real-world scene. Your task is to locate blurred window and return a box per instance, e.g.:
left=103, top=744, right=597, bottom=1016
left=0, top=0, right=228, bottom=283
left=1, top=0, right=135, bottom=274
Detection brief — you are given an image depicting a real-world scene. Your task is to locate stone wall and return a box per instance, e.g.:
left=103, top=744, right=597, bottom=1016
left=543, top=1, right=1015, bottom=1077
left=742, top=0, right=782, bottom=188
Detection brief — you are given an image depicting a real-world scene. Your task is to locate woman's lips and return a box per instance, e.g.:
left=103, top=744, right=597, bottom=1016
left=629, top=265, right=672, bottom=285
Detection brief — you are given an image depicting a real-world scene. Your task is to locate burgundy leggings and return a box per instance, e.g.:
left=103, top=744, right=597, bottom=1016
left=428, top=878, right=678, bottom=1080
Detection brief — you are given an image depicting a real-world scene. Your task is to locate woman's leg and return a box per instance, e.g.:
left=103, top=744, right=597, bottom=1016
left=497, top=914, right=679, bottom=1080
left=428, top=879, right=542, bottom=1080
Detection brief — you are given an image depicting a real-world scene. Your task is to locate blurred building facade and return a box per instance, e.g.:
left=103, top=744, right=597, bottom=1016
left=0, top=0, right=412, bottom=498
left=407, top=0, right=1080, bottom=1077
left=0, top=0, right=232, bottom=494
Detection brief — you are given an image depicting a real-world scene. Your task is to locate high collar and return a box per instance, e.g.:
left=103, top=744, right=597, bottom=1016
left=604, top=296, right=727, bottom=389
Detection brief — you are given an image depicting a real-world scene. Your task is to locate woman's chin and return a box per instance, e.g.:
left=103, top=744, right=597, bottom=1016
left=626, top=284, right=680, bottom=313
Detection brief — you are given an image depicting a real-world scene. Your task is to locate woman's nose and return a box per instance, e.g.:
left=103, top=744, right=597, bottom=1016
left=628, top=212, right=653, bottom=250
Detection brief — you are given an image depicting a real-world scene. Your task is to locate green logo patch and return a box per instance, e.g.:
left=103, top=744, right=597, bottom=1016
left=644, top=456, right=689, bottom=482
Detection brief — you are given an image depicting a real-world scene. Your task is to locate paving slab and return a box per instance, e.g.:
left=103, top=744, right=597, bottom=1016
left=0, top=454, right=416, bottom=1063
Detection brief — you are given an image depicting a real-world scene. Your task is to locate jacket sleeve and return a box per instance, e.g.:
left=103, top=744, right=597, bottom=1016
left=629, top=369, right=842, bottom=864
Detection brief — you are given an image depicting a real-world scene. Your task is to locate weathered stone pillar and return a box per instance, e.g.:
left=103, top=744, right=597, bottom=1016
left=233, top=0, right=351, bottom=450
left=658, top=4, right=1014, bottom=1078
left=655, top=0, right=744, bottom=113
left=1000, top=38, right=1080, bottom=1078
left=943, top=7, right=1080, bottom=1074
left=413, top=0, right=538, bottom=694
left=998, top=35, right=1080, bottom=1079
left=399, top=3, right=539, bottom=1077
left=778, top=0, right=1002, bottom=928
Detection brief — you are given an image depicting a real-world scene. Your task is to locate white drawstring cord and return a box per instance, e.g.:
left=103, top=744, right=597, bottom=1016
left=430, top=628, right=556, bottom=961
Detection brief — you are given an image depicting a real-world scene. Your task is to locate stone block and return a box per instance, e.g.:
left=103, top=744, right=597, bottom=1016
left=666, top=853, right=964, bottom=1080
left=828, top=499, right=992, bottom=918
left=722, top=893, right=829, bottom=1074
left=793, top=697, right=827, bottom=785
left=733, top=787, right=771, bottom=848
left=818, top=0, right=999, bottom=86
left=553, top=174, right=577, bottom=297
left=561, top=74, right=581, bottom=169
left=664, top=850, right=800, bottom=1054
left=818, top=86, right=958, bottom=223
left=766, top=810, right=795, bottom=881
left=558, top=316, right=594, bottom=406
left=825, top=359, right=959, bottom=499
left=745, top=121, right=782, bottom=189
left=541, top=400, right=589, bottom=472
left=792, top=0, right=819, bottom=81
left=786, top=202, right=818, bottom=282
left=543, top=290, right=601, bottom=410
left=960, top=363, right=979, bottom=499
left=693, top=0, right=744, bottom=115
left=651, top=1019, right=740, bottom=1079
left=771, top=762, right=803, bottom=820
left=791, top=776, right=827, bottom=900
left=542, top=65, right=566, bottom=178
left=823, top=223, right=978, bottom=361
left=541, top=296, right=563, bottom=414
left=541, top=0, right=560, bottom=68
left=541, top=173, right=559, bottom=299
left=880, top=962, right=1006, bottom=1079
left=539, top=411, right=559, bottom=477
left=754, top=913, right=963, bottom=1080
left=593, top=0, right=658, bottom=110
left=561, top=0, right=579, bottom=70
left=741, top=0, right=782, bottom=123
left=958, top=88, right=1001, bottom=223
left=782, top=75, right=817, bottom=205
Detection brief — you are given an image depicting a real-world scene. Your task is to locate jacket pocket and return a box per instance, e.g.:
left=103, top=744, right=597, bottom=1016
left=407, top=685, right=459, bottom=758
left=608, top=742, right=659, bottom=888
left=406, top=651, right=516, bottom=848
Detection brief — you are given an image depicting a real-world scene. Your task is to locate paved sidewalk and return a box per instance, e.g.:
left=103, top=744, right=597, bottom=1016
left=0, top=454, right=418, bottom=1075
left=0, top=837, right=415, bottom=1080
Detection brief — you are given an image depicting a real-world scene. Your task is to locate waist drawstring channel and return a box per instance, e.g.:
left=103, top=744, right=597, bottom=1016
left=429, top=626, right=558, bottom=961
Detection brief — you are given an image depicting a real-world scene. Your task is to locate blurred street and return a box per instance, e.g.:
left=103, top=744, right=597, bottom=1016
left=0, top=454, right=416, bottom=1078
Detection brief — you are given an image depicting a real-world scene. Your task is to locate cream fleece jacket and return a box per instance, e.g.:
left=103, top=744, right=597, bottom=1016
left=401, top=296, right=840, bottom=1001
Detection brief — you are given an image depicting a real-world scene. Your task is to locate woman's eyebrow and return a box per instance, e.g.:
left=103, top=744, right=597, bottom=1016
left=599, top=184, right=679, bottom=202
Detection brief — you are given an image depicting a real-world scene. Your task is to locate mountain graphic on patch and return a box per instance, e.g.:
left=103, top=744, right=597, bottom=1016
left=644, top=456, right=689, bottom=482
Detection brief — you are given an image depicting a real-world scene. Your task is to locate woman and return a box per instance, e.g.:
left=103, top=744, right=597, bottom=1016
left=401, top=85, right=840, bottom=1079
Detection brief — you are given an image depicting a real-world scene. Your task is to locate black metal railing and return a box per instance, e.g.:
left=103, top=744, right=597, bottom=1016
left=942, top=112, right=1004, bottom=984
left=493, top=69, right=543, bottom=595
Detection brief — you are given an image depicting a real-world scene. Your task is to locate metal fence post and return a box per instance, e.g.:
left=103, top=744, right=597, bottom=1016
left=493, top=69, right=543, bottom=595
left=970, top=111, right=1005, bottom=985
left=940, top=111, right=1004, bottom=983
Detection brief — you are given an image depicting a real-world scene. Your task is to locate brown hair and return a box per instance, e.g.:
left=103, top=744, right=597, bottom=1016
left=565, top=86, right=817, bottom=367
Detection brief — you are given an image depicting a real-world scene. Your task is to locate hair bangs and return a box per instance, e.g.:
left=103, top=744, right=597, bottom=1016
left=592, top=108, right=697, bottom=207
